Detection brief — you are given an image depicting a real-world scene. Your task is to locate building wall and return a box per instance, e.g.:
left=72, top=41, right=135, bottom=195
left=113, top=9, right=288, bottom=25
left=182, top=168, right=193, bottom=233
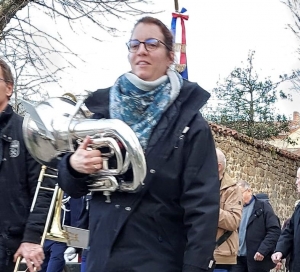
left=269, top=129, right=300, bottom=150
left=211, top=125, right=300, bottom=224
left=268, top=111, right=300, bottom=151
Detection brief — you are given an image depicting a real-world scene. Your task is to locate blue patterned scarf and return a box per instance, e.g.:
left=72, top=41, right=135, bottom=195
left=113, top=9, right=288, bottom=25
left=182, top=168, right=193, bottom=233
left=109, top=69, right=183, bottom=151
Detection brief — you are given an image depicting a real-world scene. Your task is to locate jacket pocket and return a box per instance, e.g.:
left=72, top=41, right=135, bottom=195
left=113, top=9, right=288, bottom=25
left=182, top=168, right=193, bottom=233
left=151, top=215, right=177, bottom=253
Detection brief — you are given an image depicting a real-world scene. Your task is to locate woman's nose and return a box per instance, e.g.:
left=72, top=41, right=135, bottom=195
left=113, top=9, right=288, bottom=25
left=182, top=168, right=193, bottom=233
left=137, top=43, right=148, bottom=55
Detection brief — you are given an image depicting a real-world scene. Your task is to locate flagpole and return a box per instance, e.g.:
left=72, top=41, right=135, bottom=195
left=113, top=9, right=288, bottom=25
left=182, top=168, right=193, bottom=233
left=171, top=0, right=189, bottom=79
left=174, top=0, right=179, bottom=12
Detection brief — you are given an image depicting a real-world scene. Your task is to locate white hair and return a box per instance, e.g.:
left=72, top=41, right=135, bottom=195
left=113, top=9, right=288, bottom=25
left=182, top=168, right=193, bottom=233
left=236, top=180, right=251, bottom=189
left=216, top=148, right=227, bottom=172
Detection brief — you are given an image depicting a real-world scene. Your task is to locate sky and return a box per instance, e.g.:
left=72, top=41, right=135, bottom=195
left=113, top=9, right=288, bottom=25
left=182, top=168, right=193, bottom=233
left=20, top=0, right=300, bottom=117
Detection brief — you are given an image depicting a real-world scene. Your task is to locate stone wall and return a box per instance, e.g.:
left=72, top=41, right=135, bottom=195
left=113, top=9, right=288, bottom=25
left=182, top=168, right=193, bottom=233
left=210, top=123, right=300, bottom=224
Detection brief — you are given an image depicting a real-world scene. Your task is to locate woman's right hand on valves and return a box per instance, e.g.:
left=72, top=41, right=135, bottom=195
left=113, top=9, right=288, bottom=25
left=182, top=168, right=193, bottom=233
left=70, top=135, right=103, bottom=174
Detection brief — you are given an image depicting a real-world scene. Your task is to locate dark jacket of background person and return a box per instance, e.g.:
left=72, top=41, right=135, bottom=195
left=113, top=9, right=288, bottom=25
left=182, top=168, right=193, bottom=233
left=40, top=194, right=84, bottom=272
left=58, top=80, right=220, bottom=272
left=281, top=218, right=291, bottom=272
left=255, top=193, right=270, bottom=202
left=275, top=204, right=300, bottom=272
left=0, top=105, right=54, bottom=256
left=244, top=197, right=281, bottom=271
left=214, top=172, right=242, bottom=265
left=64, top=194, right=87, bottom=228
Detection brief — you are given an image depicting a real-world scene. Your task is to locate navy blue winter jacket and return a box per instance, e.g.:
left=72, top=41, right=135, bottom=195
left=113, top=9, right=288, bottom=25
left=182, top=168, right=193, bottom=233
left=275, top=203, right=300, bottom=272
left=58, top=80, right=220, bottom=272
left=0, top=104, right=54, bottom=252
left=243, top=197, right=281, bottom=271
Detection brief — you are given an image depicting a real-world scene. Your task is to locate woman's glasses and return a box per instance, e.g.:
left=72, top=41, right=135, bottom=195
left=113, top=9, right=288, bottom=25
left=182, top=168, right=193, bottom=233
left=126, top=38, right=171, bottom=53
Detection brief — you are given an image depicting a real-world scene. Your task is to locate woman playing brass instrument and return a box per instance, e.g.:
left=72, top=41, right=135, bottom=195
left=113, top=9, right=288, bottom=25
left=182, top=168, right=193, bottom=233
left=58, top=16, right=220, bottom=272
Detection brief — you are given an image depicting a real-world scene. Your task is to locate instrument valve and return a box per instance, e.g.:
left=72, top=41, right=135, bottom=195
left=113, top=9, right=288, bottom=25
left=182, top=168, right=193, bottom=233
left=103, top=191, right=111, bottom=203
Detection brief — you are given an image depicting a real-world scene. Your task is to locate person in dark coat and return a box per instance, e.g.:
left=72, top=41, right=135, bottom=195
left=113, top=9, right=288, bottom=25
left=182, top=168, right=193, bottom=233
left=41, top=240, right=67, bottom=272
left=272, top=200, right=300, bottom=272
left=41, top=193, right=79, bottom=272
left=272, top=168, right=300, bottom=272
left=231, top=180, right=281, bottom=272
left=0, top=58, right=55, bottom=272
left=57, top=16, right=220, bottom=272
left=64, top=194, right=91, bottom=272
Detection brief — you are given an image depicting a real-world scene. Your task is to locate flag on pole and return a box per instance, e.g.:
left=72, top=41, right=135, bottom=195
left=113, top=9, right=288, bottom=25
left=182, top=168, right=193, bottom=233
left=171, top=7, right=189, bottom=79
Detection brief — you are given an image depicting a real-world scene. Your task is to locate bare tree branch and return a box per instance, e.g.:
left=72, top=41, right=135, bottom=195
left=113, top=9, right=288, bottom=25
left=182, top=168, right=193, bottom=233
left=0, top=0, right=153, bottom=112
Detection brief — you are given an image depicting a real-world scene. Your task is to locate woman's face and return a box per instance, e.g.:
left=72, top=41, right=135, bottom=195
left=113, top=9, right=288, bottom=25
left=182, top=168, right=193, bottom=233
left=128, top=23, right=173, bottom=81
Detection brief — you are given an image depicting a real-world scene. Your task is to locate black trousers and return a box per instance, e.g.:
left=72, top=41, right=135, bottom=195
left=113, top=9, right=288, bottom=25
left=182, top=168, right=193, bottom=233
left=230, top=256, right=270, bottom=272
left=0, top=235, right=16, bottom=272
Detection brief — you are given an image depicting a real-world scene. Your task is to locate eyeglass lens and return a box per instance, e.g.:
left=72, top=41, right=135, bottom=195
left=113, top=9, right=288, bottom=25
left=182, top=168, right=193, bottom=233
left=127, top=38, right=160, bottom=52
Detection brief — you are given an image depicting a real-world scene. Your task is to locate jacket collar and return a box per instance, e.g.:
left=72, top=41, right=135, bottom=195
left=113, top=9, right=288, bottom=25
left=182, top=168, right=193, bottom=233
left=0, top=104, right=13, bottom=124
left=220, top=172, right=236, bottom=190
left=84, top=80, right=210, bottom=117
left=247, top=196, right=264, bottom=227
left=0, top=104, right=14, bottom=138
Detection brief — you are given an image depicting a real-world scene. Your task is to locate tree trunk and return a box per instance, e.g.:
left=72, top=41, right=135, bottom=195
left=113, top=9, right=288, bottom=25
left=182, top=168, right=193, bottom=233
left=0, top=0, right=30, bottom=39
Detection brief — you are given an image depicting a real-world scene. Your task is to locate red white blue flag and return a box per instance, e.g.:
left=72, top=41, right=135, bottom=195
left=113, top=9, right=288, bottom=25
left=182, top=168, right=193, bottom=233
left=171, top=7, right=189, bottom=79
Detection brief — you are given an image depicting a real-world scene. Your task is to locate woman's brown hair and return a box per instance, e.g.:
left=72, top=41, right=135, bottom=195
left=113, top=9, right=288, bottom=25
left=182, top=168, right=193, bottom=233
left=0, top=59, right=14, bottom=84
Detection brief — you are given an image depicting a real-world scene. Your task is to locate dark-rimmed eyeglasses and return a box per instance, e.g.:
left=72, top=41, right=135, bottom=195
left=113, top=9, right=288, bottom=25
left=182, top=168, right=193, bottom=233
left=126, top=38, right=171, bottom=53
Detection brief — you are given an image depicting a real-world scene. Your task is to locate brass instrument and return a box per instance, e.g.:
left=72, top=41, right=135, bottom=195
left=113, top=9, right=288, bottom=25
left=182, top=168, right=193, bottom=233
left=15, top=95, right=147, bottom=271
left=14, top=166, right=66, bottom=272
left=21, top=96, right=147, bottom=202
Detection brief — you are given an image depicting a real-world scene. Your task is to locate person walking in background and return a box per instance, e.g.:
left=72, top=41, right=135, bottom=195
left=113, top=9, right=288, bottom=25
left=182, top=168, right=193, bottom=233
left=0, top=58, right=55, bottom=272
left=231, top=180, right=281, bottom=272
left=274, top=200, right=300, bottom=272
left=41, top=240, right=67, bottom=272
left=272, top=167, right=300, bottom=272
left=42, top=193, right=91, bottom=272
left=213, top=148, right=243, bottom=272
left=64, top=194, right=91, bottom=272
left=58, top=16, right=220, bottom=272
left=41, top=193, right=74, bottom=272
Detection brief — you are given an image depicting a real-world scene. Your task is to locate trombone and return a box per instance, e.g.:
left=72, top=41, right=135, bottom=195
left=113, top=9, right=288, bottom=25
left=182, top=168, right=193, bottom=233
left=14, top=165, right=67, bottom=272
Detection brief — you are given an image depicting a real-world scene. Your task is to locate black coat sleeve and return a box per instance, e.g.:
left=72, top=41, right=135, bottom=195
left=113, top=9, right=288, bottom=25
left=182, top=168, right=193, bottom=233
left=22, top=163, right=56, bottom=244
left=58, top=154, right=90, bottom=198
left=257, top=202, right=281, bottom=256
left=275, top=208, right=297, bottom=258
left=181, top=114, right=220, bottom=272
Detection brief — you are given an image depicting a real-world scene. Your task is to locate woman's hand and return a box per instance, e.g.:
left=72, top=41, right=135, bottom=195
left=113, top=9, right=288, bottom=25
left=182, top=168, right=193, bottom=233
left=271, top=252, right=283, bottom=264
left=70, top=136, right=103, bottom=174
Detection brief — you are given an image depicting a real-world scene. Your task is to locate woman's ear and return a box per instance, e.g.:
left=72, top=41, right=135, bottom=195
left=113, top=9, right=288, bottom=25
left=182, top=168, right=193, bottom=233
left=169, top=51, right=175, bottom=65
left=5, top=82, right=13, bottom=98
